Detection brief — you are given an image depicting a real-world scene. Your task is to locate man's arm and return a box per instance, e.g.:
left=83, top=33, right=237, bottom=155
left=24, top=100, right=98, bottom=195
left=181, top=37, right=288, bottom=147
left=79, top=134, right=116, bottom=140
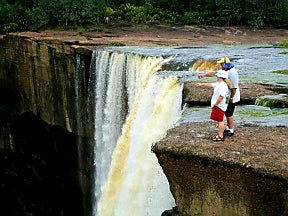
left=229, top=88, right=237, bottom=103
left=198, top=71, right=216, bottom=79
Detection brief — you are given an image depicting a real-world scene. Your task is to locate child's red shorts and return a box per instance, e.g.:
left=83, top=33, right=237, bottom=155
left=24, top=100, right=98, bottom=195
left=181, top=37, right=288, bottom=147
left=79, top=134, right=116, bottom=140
left=210, top=106, right=225, bottom=122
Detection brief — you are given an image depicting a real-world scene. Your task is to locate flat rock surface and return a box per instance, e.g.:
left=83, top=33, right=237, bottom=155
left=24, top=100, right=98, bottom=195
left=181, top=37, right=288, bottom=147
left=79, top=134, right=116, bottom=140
left=3, top=25, right=288, bottom=47
left=155, top=122, right=288, bottom=179
left=184, top=81, right=288, bottom=105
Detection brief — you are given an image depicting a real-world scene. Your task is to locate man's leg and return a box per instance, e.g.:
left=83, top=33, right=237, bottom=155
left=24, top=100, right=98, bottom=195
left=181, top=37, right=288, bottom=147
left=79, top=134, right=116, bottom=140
left=227, top=116, right=234, bottom=130
left=225, top=103, right=236, bottom=136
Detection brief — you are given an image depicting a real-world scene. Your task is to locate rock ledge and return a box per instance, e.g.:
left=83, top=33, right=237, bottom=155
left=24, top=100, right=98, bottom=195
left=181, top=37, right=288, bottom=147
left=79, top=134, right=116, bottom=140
left=154, top=122, right=288, bottom=216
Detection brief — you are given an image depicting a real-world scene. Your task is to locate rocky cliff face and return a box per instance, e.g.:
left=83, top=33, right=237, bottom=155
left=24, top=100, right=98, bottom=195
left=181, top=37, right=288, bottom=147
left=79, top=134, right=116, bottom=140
left=0, top=34, right=95, bottom=216
left=0, top=34, right=93, bottom=134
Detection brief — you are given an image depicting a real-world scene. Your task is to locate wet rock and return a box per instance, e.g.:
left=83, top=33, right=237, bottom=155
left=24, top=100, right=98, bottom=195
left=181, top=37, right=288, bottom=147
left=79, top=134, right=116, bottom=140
left=255, top=94, right=288, bottom=108
left=162, top=206, right=180, bottom=216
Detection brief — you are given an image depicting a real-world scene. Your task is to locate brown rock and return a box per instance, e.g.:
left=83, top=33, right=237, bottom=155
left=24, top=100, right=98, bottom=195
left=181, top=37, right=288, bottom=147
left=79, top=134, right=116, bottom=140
left=153, top=122, right=288, bottom=216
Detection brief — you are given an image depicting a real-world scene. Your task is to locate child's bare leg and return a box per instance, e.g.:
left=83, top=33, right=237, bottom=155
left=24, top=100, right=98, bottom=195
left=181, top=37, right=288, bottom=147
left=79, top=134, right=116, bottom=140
left=218, top=121, right=224, bottom=138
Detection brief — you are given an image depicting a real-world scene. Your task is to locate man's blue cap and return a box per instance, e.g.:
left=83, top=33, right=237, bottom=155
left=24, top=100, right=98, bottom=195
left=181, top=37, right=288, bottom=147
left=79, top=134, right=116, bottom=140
left=223, top=62, right=234, bottom=69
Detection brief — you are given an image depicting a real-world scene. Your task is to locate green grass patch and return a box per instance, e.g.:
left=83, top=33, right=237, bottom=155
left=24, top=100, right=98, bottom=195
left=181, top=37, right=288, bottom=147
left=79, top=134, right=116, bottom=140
left=279, top=51, right=288, bottom=55
left=77, top=27, right=85, bottom=35
left=237, top=109, right=271, bottom=117
left=273, top=69, right=288, bottom=75
left=272, top=109, right=288, bottom=115
left=236, top=106, right=288, bottom=118
left=108, top=41, right=126, bottom=46
left=278, top=40, right=288, bottom=48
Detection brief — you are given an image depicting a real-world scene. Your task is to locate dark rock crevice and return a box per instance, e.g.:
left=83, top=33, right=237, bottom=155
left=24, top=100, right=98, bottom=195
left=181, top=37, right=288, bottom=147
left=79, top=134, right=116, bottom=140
left=0, top=110, right=84, bottom=216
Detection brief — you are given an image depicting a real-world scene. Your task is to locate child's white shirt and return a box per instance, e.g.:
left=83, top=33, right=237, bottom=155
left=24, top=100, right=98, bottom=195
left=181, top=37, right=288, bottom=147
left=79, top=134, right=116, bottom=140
left=211, top=81, right=230, bottom=111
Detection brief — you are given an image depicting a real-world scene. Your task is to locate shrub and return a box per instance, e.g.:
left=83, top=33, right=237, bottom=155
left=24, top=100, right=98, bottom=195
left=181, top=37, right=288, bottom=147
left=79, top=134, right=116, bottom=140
left=278, top=40, right=288, bottom=48
left=182, top=11, right=206, bottom=25
left=1, top=0, right=288, bottom=33
left=77, top=27, right=85, bottom=35
left=108, top=41, right=126, bottom=46
left=247, top=12, right=265, bottom=27
left=0, top=2, right=29, bottom=33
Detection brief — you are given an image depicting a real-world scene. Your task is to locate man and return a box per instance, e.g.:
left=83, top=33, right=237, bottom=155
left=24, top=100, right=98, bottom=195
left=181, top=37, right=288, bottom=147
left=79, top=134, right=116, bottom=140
left=198, top=57, right=240, bottom=137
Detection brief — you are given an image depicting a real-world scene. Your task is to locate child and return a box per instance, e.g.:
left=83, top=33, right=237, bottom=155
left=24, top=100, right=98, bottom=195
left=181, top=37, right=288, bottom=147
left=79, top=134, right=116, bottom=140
left=196, top=70, right=231, bottom=141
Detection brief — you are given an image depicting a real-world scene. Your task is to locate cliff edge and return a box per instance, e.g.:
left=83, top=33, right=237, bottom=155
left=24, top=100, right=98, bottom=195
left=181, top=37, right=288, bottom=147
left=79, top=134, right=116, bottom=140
left=153, top=122, right=288, bottom=216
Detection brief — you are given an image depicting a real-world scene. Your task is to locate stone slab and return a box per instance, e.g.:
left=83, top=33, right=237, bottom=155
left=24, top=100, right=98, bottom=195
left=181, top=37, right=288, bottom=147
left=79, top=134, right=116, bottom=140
left=153, top=122, right=288, bottom=215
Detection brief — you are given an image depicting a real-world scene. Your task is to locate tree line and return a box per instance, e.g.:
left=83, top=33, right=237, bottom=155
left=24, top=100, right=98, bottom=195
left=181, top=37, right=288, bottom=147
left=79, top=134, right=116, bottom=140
left=1, top=0, right=287, bottom=33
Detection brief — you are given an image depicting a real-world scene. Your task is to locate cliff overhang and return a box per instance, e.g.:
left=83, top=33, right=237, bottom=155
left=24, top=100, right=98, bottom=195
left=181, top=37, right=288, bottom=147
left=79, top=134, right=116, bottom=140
left=153, top=122, right=288, bottom=215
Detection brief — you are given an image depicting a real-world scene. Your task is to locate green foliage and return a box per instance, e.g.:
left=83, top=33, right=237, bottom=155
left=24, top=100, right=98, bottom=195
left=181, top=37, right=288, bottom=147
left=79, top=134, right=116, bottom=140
left=272, top=109, right=288, bottom=115
left=104, top=7, right=114, bottom=18
left=237, top=107, right=288, bottom=117
left=278, top=40, right=288, bottom=48
left=1, top=0, right=288, bottom=33
left=255, top=97, right=279, bottom=108
left=28, top=0, right=105, bottom=28
left=26, top=6, right=50, bottom=30
left=108, top=41, right=126, bottom=46
left=0, top=1, right=29, bottom=33
left=237, top=109, right=271, bottom=117
left=273, top=70, right=288, bottom=75
left=111, top=3, right=177, bottom=24
left=209, top=2, right=244, bottom=26
left=119, top=4, right=147, bottom=24
left=77, top=27, right=86, bottom=35
left=0, top=0, right=107, bottom=32
left=182, top=11, right=208, bottom=25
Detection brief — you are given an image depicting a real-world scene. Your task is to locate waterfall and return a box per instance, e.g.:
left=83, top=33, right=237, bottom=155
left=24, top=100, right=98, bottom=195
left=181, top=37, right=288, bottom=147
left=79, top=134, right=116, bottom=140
left=91, top=49, right=183, bottom=216
left=190, top=58, right=221, bottom=72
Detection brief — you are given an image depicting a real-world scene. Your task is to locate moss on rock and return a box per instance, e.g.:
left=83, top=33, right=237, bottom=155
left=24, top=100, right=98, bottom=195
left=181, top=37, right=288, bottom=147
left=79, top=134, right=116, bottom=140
left=255, top=94, right=288, bottom=108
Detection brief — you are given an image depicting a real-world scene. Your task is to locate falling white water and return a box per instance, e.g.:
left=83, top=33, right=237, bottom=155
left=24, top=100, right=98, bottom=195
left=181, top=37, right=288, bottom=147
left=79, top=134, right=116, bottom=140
left=92, top=49, right=183, bottom=216
left=92, top=49, right=181, bottom=215
left=103, top=75, right=182, bottom=216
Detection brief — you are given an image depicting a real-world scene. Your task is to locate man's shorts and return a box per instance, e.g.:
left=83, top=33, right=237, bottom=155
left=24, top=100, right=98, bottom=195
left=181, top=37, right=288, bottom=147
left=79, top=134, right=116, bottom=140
left=225, top=103, right=236, bottom=118
left=210, top=106, right=225, bottom=122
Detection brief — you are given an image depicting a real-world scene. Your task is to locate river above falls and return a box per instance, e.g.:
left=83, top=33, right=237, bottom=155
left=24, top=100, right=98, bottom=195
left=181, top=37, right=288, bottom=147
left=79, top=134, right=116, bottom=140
left=110, top=44, right=288, bottom=85
left=108, top=44, right=288, bottom=127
